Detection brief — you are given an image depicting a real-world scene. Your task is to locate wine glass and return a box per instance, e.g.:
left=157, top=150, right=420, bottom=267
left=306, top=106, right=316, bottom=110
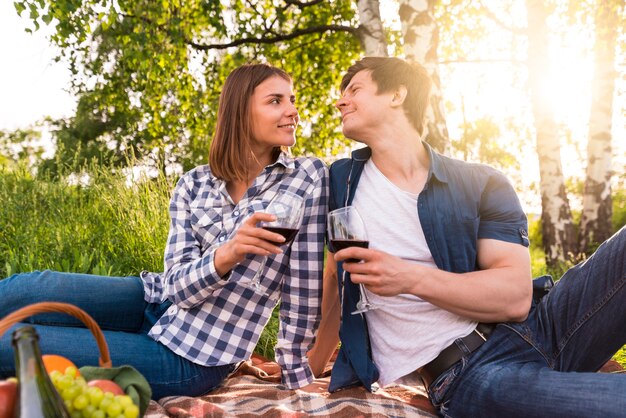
left=327, top=206, right=377, bottom=314
left=250, top=190, right=305, bottom=293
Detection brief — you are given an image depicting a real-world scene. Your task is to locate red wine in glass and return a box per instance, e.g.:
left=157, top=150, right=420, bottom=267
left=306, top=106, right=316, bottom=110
left=262, top=226, right=299, bottom=246
left=330, top=239, right=369, bottom=263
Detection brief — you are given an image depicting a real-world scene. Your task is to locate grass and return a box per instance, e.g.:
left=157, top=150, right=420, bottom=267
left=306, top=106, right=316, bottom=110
left=1, top=162, right=624, bottom=365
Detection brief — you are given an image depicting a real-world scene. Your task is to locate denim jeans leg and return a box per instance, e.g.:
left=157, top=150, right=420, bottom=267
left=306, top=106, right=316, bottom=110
left=0, top=270, right=147, bottom=331
left=0, top=322, right=234, bottom=399
left=446, top=325, right=626, bottom=418
left=530, top=226, right=626, bottom=371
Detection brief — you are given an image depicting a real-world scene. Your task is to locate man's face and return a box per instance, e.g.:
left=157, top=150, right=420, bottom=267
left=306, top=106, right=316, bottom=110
left=335, top=70, right=390, bottom=142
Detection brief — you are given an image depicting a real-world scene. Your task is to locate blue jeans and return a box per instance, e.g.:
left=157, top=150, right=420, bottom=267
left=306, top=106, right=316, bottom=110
left=428, top=226, right=626, bottom=418
left=0, top=270, right=236, bottom=399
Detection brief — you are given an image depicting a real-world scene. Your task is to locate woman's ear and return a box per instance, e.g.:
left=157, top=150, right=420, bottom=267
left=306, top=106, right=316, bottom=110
left=390, top=85, right=408, bottom=107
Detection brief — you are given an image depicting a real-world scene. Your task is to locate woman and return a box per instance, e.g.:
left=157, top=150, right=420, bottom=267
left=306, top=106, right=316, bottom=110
left=0, top=64, right=328, bottom=399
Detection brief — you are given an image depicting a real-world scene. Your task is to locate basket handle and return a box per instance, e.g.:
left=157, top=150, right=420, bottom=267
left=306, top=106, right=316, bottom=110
left=0, top=302, right=112, bottom=368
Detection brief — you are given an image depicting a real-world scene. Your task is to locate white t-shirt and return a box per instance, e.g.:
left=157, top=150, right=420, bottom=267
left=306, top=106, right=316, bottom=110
left=352, top=160, right=476, bottom=387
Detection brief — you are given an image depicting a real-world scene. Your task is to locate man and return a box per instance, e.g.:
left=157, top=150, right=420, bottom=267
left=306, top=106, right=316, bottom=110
left=313, top=56, right=626, bottom=417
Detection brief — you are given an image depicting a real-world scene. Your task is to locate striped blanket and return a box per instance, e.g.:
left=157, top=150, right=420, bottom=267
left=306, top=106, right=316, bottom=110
left=144, top=358, right=624, bottom=417
left=145, top=358, right=437, bottom=417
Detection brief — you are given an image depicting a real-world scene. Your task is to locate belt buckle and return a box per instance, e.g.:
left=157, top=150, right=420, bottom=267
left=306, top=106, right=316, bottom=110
left=474, top=328, right=487, bottom=342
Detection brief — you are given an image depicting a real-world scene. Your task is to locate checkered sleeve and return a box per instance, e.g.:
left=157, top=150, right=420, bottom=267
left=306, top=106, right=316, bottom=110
left=275, top=159, right=329, bottom=388
left=162, top=171, right=224, bottom=309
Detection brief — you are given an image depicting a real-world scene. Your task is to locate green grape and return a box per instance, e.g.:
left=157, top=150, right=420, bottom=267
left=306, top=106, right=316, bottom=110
left=61, top=385, right=81, bottom=401
left=123, top=404, right=140, bottom=418
left=56, top=374, right=75, bottom=390
left=106, top=401, right=123, bottom=417
left=91, top=410, right=106, bottom=418
left=87, top=386, right=105, bottom=407
left=99, top=396, right=113, bottom=412
left=49, top=370, right=63, bottom=382
left=65, top=366, right=79, bottom=378
left=116, top=395, right=133, bottom=408
left=70, top=411, right=83, bottom=418
left=73, top=393, right=89, bottom=410
left=75, top=375, right=88, bottom=387
left=83, top=404, right=97, bottom=418
left=64, top=398, right=75, bottom=413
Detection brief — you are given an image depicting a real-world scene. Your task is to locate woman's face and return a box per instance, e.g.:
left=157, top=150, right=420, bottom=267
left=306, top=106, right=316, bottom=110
left=249, top=75, right=299, bottom=155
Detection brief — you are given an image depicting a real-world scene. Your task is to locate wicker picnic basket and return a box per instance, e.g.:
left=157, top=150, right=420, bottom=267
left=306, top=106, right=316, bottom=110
left=0, top=301, right=112, bottom=367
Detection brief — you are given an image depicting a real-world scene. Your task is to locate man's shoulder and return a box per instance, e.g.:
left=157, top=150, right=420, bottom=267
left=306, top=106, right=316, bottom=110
left=434, top=152, right=508, bottom=184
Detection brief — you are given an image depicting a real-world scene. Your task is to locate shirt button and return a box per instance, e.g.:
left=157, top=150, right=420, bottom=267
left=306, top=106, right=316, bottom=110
left=219, top=236, right=225, bottom=242
left=233, top=210, right=240, bottom=217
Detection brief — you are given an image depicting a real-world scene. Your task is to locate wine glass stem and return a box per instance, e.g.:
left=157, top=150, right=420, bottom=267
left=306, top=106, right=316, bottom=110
left=251, top=255, right=268, bottom=288
left=358, top=284, right=370, bottom=306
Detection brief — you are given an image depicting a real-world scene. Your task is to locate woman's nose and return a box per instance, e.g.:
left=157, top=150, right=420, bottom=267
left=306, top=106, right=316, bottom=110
left=286, top=103, right=298, bottom=118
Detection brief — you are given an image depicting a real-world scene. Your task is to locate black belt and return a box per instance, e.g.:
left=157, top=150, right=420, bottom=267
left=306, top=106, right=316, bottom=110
left=420, top=323, right=495, bottom=388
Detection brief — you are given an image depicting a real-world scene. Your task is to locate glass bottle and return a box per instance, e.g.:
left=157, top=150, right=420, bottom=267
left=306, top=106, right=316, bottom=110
left=11, top=326, right=70, bottom=418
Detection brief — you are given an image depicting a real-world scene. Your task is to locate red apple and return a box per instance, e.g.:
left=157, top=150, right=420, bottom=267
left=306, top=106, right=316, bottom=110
left=87, top=379, right=125, bottom=396
left=0, top=378, right=18, bottom=418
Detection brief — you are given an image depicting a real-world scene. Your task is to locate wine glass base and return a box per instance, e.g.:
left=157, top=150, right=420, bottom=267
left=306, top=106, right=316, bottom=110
left=351, top=302, right=378, bottom=315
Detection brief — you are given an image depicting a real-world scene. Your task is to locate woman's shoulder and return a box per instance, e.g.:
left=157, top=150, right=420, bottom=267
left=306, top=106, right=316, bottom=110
left=291, top=156, right=328, bottom=176
left=175, top=164, right=216, bottom=191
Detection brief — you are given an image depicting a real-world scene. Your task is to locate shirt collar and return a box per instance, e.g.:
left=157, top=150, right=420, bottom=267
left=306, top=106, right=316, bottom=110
left=350, top=141, right=449, bottom=183
left=269, top=151, right=295, bottom=170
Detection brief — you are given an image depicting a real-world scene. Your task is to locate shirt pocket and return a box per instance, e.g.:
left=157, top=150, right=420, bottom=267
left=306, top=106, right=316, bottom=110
left=190, top=206, right=223, bottom=252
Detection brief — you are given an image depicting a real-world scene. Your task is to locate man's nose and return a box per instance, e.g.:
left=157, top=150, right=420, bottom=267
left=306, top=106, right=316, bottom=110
left=335, top=96, right=347, bottom=109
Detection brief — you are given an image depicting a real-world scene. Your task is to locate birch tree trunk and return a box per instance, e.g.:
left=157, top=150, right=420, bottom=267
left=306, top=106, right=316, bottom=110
left=526, top=0, right=577, bottom=267
left=398, top=0, right=450, bottom=154
left=357, top=0, right=388, bottom=56
left=579, top=0, right=619, bottom=254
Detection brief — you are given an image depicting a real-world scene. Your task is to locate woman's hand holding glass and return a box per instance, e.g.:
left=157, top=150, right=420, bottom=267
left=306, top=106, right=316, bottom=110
left=213, top=212, right=287, bottom=277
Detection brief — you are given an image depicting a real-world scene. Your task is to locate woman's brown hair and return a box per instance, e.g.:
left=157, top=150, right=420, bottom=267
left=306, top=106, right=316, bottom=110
left=209, top=64, right=292, bottom=182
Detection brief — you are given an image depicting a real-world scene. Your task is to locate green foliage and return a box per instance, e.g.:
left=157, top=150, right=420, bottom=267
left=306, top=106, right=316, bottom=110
left=0, top=127, right=46, bottom=168
left=612, top=185, right=626, bottom=231
left=13, top=0, right=360, bottom=172
left=452, top=117, right=519, bottom=170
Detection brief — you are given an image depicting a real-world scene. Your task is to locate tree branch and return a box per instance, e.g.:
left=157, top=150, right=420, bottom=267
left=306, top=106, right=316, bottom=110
left=284, top=0, right=324, bottom=8
left=186, top=25, right=357, bottom=50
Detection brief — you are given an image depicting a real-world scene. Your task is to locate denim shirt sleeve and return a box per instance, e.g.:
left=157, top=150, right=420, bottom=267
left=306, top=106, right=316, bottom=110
left=477, top=168, right=529, bottom=247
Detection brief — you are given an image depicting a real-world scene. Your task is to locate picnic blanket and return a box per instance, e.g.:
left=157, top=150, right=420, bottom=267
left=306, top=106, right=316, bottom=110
left=144, top=355, right=438, bottom=417
left=144, top=357, right=624, bottom=418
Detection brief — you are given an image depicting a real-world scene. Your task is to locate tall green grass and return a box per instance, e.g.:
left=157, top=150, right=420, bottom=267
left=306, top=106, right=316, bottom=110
left=0, top=163, right=279, bottom=359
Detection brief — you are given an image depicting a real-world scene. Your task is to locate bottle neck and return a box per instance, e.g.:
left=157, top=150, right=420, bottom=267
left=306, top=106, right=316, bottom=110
left=12, top=326, right=70, bottom=418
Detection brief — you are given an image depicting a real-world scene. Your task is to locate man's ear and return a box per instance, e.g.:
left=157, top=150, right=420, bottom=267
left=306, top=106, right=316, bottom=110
left=390, top=85, right=408, bottom=107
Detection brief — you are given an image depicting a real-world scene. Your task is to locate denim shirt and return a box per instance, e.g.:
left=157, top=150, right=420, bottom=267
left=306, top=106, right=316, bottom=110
left=328, top=143, right=529, bottom=392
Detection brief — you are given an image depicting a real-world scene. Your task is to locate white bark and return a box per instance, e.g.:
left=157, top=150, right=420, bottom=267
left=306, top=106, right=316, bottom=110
left=526, top=0, right=577, bottom=266
left=580, top=0, right=618, bottom=253
left=357, top=0, right=388, bottom=56
left=398, top=0, right=449, bottom=154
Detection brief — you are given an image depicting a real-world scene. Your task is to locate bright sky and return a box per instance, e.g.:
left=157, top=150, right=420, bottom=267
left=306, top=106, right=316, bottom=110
left=0, top=1, right=76, bottom=131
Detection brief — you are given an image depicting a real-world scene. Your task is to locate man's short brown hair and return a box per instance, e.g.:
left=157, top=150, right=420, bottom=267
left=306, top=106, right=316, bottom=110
left=341, top=57, right=432, bottom=135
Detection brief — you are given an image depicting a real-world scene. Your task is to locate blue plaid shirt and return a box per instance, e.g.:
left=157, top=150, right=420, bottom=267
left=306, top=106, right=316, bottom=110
left=142, top=153, right=328, bottom=388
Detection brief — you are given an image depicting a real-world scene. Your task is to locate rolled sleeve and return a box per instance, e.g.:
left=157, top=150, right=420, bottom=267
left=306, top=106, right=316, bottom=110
left=478, top=170, right=529, bottom=247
